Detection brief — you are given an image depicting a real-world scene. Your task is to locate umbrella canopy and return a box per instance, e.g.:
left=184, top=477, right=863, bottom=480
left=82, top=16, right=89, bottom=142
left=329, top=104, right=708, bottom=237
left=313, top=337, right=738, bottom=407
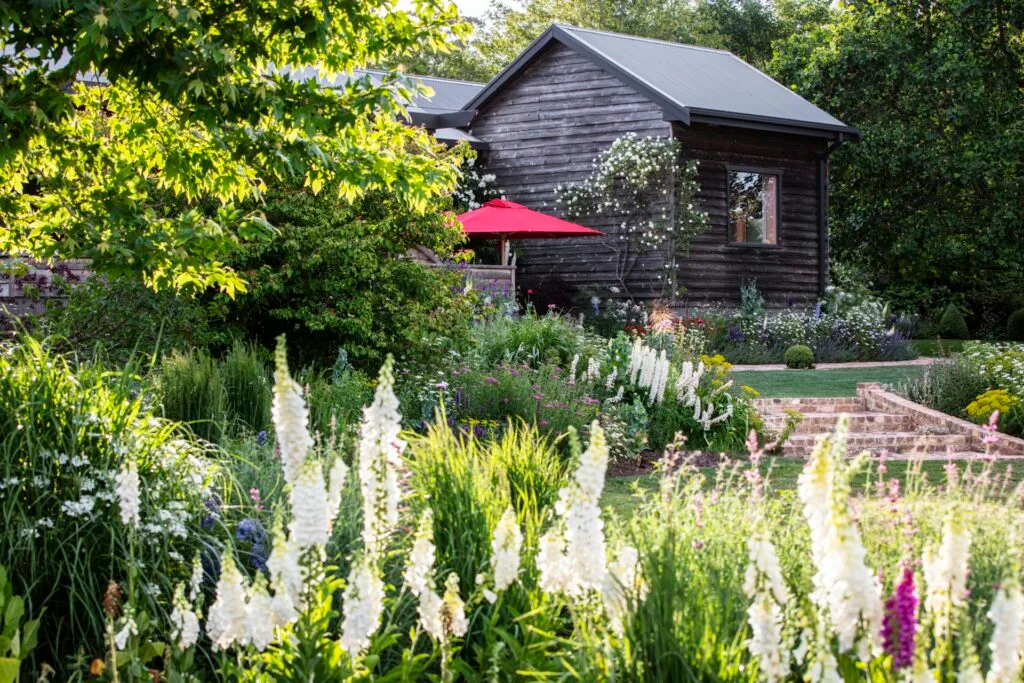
left=458, top=199, right=604, bottom=240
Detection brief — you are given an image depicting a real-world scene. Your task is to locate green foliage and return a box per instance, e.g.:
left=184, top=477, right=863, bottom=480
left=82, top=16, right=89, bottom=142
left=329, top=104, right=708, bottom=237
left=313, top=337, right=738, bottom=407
left=218, top=185, right=472, bottom=369
left=394, top=0, right=835, bottom=81
left=1, top=0, right=469, bottom=292
left=158, top=348, right=230, bottom=443
left=1007, top=309, right=1024, bottom=342
left=783, top=344, right=815, bottom=369
left=897, top=355, right=991, bottom=419
left=0, top=566, right=41, bottom=683
left=938, top=304, right=970, bottom=340
left=38, top=276, right=216, bottom=365
left=772, top=0, right=1024, bottom=318
left=470, top=310, right=597, bottom=368
left=0, top=338, right=219, bottom=669
left=156, top=342, right=273, bottom=442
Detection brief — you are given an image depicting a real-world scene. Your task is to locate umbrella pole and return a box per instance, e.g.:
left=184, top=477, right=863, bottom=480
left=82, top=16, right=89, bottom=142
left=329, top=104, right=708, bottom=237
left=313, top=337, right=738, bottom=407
left=498, top=237, right=507, bottom=266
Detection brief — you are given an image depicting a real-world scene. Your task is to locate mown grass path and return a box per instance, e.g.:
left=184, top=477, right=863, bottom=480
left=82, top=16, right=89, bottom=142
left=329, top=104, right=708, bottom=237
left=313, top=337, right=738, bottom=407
left=732, top=365, right=927, bottom=398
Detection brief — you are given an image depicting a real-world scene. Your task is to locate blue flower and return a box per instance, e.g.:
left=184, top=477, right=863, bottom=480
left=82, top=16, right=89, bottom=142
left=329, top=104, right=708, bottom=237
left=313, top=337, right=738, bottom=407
left=250, top=542, right=269, bottom=572
left=236, top=518, right=266, bottom=544
left=256, top=430, right=267, bottom=446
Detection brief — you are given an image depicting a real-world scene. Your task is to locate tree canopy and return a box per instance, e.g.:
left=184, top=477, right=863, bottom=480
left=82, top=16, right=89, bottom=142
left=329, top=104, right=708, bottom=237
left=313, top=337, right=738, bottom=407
left=0, top=0, right=469, bottom=294
left=386, top=0, right=835, bottom=81
left=773, top=0, right=1024, bottom=321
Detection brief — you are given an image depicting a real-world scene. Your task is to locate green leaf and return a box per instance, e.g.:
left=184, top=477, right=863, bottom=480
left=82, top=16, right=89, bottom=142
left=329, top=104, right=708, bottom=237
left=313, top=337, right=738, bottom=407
left=0, top=658, right=19, bottom=683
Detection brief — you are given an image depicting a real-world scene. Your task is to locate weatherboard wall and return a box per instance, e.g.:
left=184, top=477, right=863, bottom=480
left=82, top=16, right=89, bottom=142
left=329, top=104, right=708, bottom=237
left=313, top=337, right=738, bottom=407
left=468, top=42, right=675, bottom=301
left=469, top=40, right=829, bottom=307
left=672, top=123, right=828, bottom=308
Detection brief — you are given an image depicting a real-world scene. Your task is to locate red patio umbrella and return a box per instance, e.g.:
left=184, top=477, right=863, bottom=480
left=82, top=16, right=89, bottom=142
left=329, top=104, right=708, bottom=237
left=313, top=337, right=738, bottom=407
left=457, top=199, right=604, bottom=265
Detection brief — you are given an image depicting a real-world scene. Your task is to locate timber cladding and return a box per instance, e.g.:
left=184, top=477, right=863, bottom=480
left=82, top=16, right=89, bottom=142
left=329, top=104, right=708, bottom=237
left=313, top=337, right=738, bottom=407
left=469, top=43, right=674, bottom=304
left=470, top=40, right=832, bottom=309
left=674, top=123, right=830, bottom=308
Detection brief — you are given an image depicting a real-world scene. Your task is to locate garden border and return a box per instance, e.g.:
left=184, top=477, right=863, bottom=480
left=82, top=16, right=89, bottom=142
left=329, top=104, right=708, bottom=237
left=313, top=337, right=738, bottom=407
left=856, top=382, right=1024, bottom=456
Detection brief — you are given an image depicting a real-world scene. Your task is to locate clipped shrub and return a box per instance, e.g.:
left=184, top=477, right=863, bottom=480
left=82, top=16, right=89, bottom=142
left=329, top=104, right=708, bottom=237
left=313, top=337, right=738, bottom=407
left=1008, top=308, right=1024, bottom=341
left=937, top=303, right=970, bottom=339
left=0, top=338, right=218, bottom=668
left=783, top=344, right=815, bottom=369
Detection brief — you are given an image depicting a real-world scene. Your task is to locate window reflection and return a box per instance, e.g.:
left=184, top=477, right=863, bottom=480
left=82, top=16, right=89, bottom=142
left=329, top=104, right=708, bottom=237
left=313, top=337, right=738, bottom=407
left=729, top=171, right=778, bottom=244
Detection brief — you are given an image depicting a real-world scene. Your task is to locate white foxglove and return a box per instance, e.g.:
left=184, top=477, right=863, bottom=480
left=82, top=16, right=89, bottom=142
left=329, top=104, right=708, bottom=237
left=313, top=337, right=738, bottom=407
left=441, top=573, right=468, bottom=639
left=490, top=507, right=523, bottom=591
left=798, top=419, right=883, bottom=659
left=746, top=594, right=789, bottom=682
left=272, top=340, right=314, bottom=484
left=169, top=584, right=201, bottom=651
left=206, top=552, right=250, bottom=650
left=268, top=530, right=303, bottom=611
left=602, top=544, right=643, bottom=634
left=327, top=456, right=349, bottom=524
left=289, top=458, right=331, bottom=548
left=537, top=527, right=574, bottom=594
left=116, top=459, right=141, bottom=528
left=341, top=556, right=385, bottom=658
left=358, top=355, right=405, bottom=556
left=405, top=509, right=436, bottom=598
left=985, top=580, right=1023, bottom=682
left=923, top=511, right=971, bottom=642
left=246, top=575, right=276, bottom=651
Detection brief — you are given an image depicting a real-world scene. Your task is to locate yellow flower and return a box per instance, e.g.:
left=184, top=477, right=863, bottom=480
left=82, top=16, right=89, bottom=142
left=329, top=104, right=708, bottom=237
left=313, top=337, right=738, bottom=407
left=966, top=389, right=1020, bottom=423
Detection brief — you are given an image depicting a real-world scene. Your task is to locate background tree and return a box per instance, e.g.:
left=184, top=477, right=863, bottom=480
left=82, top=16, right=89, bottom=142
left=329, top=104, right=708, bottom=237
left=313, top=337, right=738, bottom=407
left=387, top=0, right=835, bottom=81
left=772, top=0, right=1024, bottom=328
left=0, top=0, right=469, bottom=294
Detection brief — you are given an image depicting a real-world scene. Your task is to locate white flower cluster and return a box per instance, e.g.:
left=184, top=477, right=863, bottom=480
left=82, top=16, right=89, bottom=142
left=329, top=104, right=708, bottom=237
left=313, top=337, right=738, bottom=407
left=986, top=579, right=1024, bottom=682
left=537, top=422, right=643, bottom=627
left=115, top=458, right=140, bottom=528
left=402, top=510, right=469, bottom=645
left=797, top=418, right=882, bottom=661
left=674, top=360, right=735, bottom=431
left=357, top=355, right=405, bottom=557
left=341, top=556, right=386, bottom=657
left=272, top=342, right=315, bottom=485
left=487, top=506, right=524, bottom=598
left=922, top=510, right=971, bottom=642
left=628, top=338, right=669, bottom=404
left=743, top=529, right=790, bottom=682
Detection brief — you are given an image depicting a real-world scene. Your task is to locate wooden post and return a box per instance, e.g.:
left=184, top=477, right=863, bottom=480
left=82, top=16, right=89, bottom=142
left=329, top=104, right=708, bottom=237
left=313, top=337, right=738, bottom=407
left=498, top=236, right=507, bottom=266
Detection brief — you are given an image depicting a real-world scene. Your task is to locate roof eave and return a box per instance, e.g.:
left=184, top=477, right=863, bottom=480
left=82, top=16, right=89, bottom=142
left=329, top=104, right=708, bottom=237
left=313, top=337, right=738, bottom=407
left=687, top=110, right=860, bottom=142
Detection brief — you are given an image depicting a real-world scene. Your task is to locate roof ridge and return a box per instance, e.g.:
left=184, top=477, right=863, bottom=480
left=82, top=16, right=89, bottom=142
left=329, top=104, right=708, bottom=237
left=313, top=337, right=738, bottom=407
left=554, top=23, right=733, bottom=55
left=355, top=67, right=485, bottom=87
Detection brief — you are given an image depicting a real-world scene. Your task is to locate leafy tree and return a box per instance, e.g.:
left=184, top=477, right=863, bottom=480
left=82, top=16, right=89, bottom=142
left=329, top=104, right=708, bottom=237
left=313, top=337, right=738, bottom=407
left=216, top=180, right=472, bottom=369
left=0, top=0, right=469, bottom=294
left=390, top=0, right=835, bottom=81
left=772, top=0, right=1024, bottom=323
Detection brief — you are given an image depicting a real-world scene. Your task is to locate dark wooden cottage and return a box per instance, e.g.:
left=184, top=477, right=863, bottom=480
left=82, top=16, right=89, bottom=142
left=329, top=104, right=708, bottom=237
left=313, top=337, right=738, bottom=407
left=394, top=25, right=858, bottom=308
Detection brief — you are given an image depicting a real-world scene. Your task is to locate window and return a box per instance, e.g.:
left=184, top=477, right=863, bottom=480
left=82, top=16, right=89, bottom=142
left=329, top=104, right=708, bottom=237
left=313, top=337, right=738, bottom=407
left=728, top=170, right=779, bottom=245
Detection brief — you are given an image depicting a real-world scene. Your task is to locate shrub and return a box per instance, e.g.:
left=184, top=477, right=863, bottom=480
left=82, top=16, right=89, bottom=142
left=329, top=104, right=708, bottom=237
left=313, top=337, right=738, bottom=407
left=157, top=347, right=228, bottom=443
left=966, top=389, right=1020, bottom=424
left=783, top=344, right=815, bottom=369
left=937, top=303, right=970, bottom=339
left=37, top=275, right=215, bottom=365
left=220, top=341, right=271, bottom=434
left=1008, top=308, right=1024, bottom=341
left=0, top=338, right=219, bottom=668
left=471, top=310, right=596, bottom=368
left=897, top=356, right=991, bottom=418
left=219, top=185, right=472, bottom=370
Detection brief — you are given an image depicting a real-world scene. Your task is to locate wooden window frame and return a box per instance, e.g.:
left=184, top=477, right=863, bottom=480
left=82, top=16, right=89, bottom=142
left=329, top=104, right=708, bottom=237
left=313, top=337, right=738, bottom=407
left=725, top=165, right=783, bottom=249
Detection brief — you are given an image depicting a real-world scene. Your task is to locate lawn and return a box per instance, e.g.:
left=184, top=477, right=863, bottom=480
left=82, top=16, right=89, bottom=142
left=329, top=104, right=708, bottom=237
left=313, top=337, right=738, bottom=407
left=912, top=338, right=972, bottom=356
left=732, top=365, right=927, bottom=398
left=601, top=457, right=1023, bottom=517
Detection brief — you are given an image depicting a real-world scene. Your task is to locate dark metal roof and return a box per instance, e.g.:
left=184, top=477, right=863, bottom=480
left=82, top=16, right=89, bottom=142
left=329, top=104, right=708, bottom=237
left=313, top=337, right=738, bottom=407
left=463, top=24, right=858, bottom=140
left=282, top=66, right=484, bottom=114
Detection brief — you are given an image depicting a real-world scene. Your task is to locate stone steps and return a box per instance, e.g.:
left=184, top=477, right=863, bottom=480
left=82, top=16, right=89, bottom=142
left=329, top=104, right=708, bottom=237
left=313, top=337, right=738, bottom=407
left=781, top=431, right=970, bottom=458
left=764, top=411, right=915, bottom=435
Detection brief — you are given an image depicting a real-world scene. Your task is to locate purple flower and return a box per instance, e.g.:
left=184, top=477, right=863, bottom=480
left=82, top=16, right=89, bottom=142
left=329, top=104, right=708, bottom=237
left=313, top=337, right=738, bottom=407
left=882, top=567, right=918, bottom=670
left=484, top=377, right=499, bottom=385
left=255, top=430, right=267, bottom=446
left=436, top=381, right=449, bottom=391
